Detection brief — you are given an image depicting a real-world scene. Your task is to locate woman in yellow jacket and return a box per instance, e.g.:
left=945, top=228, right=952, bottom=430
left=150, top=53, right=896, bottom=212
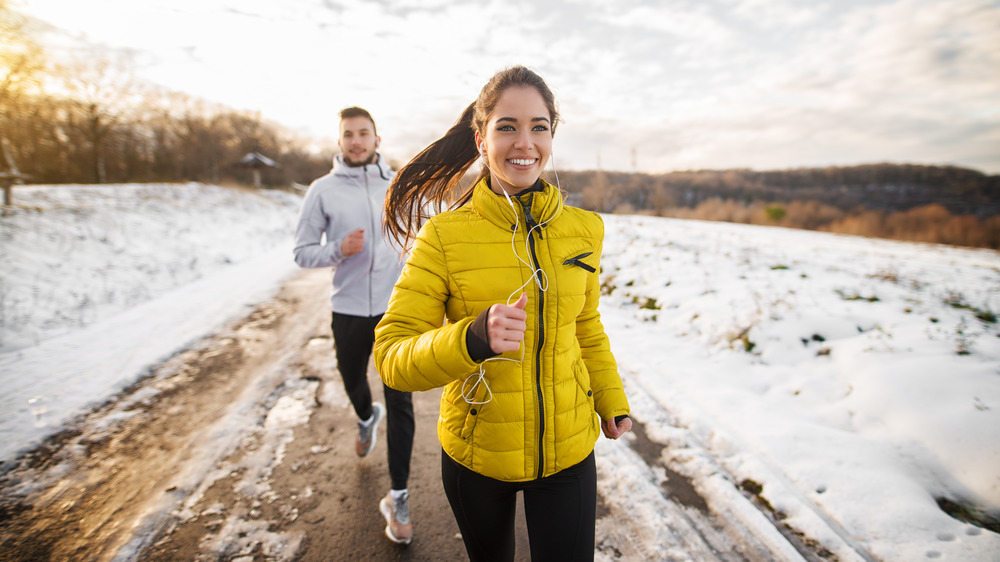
left=374, top=66, right=631, bottom=561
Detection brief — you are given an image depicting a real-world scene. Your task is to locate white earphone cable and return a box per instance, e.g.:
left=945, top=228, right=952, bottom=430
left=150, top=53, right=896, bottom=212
left=462, top=150, right=562, bottom=405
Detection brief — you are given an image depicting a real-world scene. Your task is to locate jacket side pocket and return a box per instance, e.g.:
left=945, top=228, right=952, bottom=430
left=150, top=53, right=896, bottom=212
left=572, top=358, right=595, bottom=409
left=460, top=405, right=480, bottom=440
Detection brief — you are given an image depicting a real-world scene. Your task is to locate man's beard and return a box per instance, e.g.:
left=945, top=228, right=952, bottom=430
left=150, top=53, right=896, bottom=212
left=343, top=149, right=377, bottom=167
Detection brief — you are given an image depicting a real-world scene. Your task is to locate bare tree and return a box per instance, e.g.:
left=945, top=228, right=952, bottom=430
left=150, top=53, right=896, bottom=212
left=582, top=170, right=610, bottom=212
left=58, top=49, right=138, bottom=183
left=0, top=0, right=45, bottom=204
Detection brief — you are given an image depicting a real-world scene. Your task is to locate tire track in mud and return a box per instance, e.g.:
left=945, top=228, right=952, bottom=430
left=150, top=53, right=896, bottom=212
left=600, top=371, right=871, bottom=562
left=0, top=270, right=329, bottom=561
left=0, top=269, right=477, bottom=561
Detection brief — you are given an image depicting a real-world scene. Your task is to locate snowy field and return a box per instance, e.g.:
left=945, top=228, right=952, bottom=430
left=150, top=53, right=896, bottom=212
left=0, top=183, right=303, bottom=458
left=596, top=215, right=1000, bottom=560
left=1, top=183, right=998, bottom=560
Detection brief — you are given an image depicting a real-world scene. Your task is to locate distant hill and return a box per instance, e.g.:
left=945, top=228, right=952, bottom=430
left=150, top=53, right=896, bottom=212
left=550, top=163, right=1000, bottom=218
left=543, top=163, right=1000, bottom=249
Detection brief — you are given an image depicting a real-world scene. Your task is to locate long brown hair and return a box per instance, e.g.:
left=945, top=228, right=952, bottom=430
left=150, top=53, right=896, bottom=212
left=383, top=65, right=559, bottom=249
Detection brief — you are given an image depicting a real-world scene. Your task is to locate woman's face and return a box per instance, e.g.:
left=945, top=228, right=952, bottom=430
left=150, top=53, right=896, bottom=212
left=478, top=86, right=553, bottom=194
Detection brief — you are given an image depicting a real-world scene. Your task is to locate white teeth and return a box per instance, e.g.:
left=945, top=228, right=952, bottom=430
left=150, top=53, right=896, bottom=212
left=509, top=158, right=536, bottom=166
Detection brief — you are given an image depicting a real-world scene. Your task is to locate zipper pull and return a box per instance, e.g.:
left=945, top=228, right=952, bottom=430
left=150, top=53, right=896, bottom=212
left=563, top=252, right=596, bottom=272
left=519, top=195, right=542, bottom=238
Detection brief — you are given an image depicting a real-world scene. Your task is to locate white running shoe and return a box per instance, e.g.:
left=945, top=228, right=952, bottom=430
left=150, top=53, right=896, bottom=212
left=355, top=402, right=384, bottom=457
left=379, top=491, right=413, bottom=545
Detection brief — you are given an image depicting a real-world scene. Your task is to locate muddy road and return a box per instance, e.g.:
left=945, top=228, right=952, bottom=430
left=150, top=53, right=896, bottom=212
left=0, top=268, right=822, bottom=561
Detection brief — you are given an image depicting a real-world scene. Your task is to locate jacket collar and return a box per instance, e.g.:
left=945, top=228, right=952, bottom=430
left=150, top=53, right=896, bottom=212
left=332, top=153, right=392, bottom=182
left=472, top=176, right=563, bottom=231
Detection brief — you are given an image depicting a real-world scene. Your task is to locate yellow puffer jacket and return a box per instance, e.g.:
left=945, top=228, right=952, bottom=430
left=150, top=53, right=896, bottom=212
left=374, top=177, right=629, bottom=482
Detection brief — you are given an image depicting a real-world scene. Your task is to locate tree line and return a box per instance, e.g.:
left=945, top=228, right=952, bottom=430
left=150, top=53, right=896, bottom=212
left=547, top=165, right=1000, bottom=249
left=0, top=0, right=331, bottom=189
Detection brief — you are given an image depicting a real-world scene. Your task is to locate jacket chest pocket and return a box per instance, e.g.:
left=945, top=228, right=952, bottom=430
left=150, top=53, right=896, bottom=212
left=559, top=251, right=595, bottom=300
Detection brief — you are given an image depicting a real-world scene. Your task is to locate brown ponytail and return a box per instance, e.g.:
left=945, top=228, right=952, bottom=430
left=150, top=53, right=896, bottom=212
left=384, top=66, right=559, bottom=249
left=382, top=103, right=482, bottom=249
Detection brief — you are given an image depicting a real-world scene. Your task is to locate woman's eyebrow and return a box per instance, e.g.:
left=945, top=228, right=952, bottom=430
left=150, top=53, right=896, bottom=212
left=496, top=116, right=551, bottom=124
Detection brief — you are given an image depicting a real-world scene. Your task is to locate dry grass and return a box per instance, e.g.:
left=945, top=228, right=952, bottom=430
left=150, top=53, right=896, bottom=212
left=656, top=199, right=1000, bottom=250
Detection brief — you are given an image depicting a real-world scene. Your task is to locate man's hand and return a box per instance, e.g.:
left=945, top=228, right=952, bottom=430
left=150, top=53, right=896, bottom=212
left=340, top=228, right=365, bottom=257
left=487, top=293, right=528, bottom=353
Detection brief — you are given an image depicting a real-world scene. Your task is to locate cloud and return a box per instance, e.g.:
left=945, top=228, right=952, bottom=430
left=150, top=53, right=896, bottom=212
left=544, top=0, right=1000, bottom=172
left=20, top=0, right=1000, bottom=173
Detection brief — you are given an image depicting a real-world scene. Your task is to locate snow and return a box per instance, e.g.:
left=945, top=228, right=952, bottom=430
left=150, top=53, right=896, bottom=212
left=596, top=216, right=1000, bottom=560
left=0, top=183, right=303, bottom=459
left=2, top=183, right=998, bottom=560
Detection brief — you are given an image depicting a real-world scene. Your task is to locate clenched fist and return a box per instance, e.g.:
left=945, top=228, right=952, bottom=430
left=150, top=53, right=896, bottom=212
left=340, top=228, right=365, bottom=257
left=487, top=293, right=528, bottom=353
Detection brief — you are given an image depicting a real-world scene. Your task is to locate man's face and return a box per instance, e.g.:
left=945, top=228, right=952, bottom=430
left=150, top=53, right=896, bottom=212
left=338, top=116, right=380, bottom=167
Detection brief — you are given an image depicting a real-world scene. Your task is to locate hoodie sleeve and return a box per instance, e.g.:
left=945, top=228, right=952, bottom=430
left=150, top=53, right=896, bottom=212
left=293, top=181, right=345, bottom=268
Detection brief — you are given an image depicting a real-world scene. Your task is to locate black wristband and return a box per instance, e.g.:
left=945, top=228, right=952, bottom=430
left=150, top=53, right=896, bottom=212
left=466, top=308, right=498, bottom=362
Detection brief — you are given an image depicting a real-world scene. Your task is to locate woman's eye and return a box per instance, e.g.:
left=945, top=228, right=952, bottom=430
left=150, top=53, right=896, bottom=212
left=533, top=125, right=549, bottom=132
left=497, top=125, right=515, bottom=132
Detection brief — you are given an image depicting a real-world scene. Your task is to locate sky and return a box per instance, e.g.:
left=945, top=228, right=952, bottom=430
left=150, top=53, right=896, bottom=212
left=1, top=183, right=998, bottom=559
left=15, top=0, right=1000, bottom=175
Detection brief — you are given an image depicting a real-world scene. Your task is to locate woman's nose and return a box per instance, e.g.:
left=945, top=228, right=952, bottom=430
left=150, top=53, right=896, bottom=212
left=513, top=131, right=532, bottom=149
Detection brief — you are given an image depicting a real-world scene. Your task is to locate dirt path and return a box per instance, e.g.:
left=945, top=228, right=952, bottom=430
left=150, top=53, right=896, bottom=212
left=0, top=268, right=820, bottom=561
left=0, top=268, right=528, bottom=561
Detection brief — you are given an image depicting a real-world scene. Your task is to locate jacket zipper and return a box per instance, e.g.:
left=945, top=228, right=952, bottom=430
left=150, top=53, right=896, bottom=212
left=518, top=193, right=546, bottom=479
left=363, top=165, right=375, bottom=316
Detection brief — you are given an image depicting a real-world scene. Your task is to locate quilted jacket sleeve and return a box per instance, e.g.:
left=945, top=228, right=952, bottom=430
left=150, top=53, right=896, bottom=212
left=374, top=221, right=480, bottom=392
left=576, top=215, right=630, bottom=420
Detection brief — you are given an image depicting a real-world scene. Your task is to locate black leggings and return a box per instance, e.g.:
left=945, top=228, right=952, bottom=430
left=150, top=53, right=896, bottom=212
left=331, top=312, right=414, bottom=490
left=442, top=450, right=596, bottom=562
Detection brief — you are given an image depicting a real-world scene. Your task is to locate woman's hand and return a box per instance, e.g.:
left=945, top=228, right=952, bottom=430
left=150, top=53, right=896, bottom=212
left=602, top=416, right=633, bottom=439
left=487, top=293, right=527, bottom=353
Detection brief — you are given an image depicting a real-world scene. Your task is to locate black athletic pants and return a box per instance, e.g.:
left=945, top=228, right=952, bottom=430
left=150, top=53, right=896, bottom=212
left=330, top=312, right=414, bottom=490
left=442, top=449, right=597, bottom=562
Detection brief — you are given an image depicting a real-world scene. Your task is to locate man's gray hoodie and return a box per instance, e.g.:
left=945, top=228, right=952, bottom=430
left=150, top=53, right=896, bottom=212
left=294, top=154, right=403, bottom=317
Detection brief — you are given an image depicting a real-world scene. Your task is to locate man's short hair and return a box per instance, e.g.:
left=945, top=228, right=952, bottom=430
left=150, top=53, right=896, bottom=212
left=339, top=106, right=377, bottom=136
